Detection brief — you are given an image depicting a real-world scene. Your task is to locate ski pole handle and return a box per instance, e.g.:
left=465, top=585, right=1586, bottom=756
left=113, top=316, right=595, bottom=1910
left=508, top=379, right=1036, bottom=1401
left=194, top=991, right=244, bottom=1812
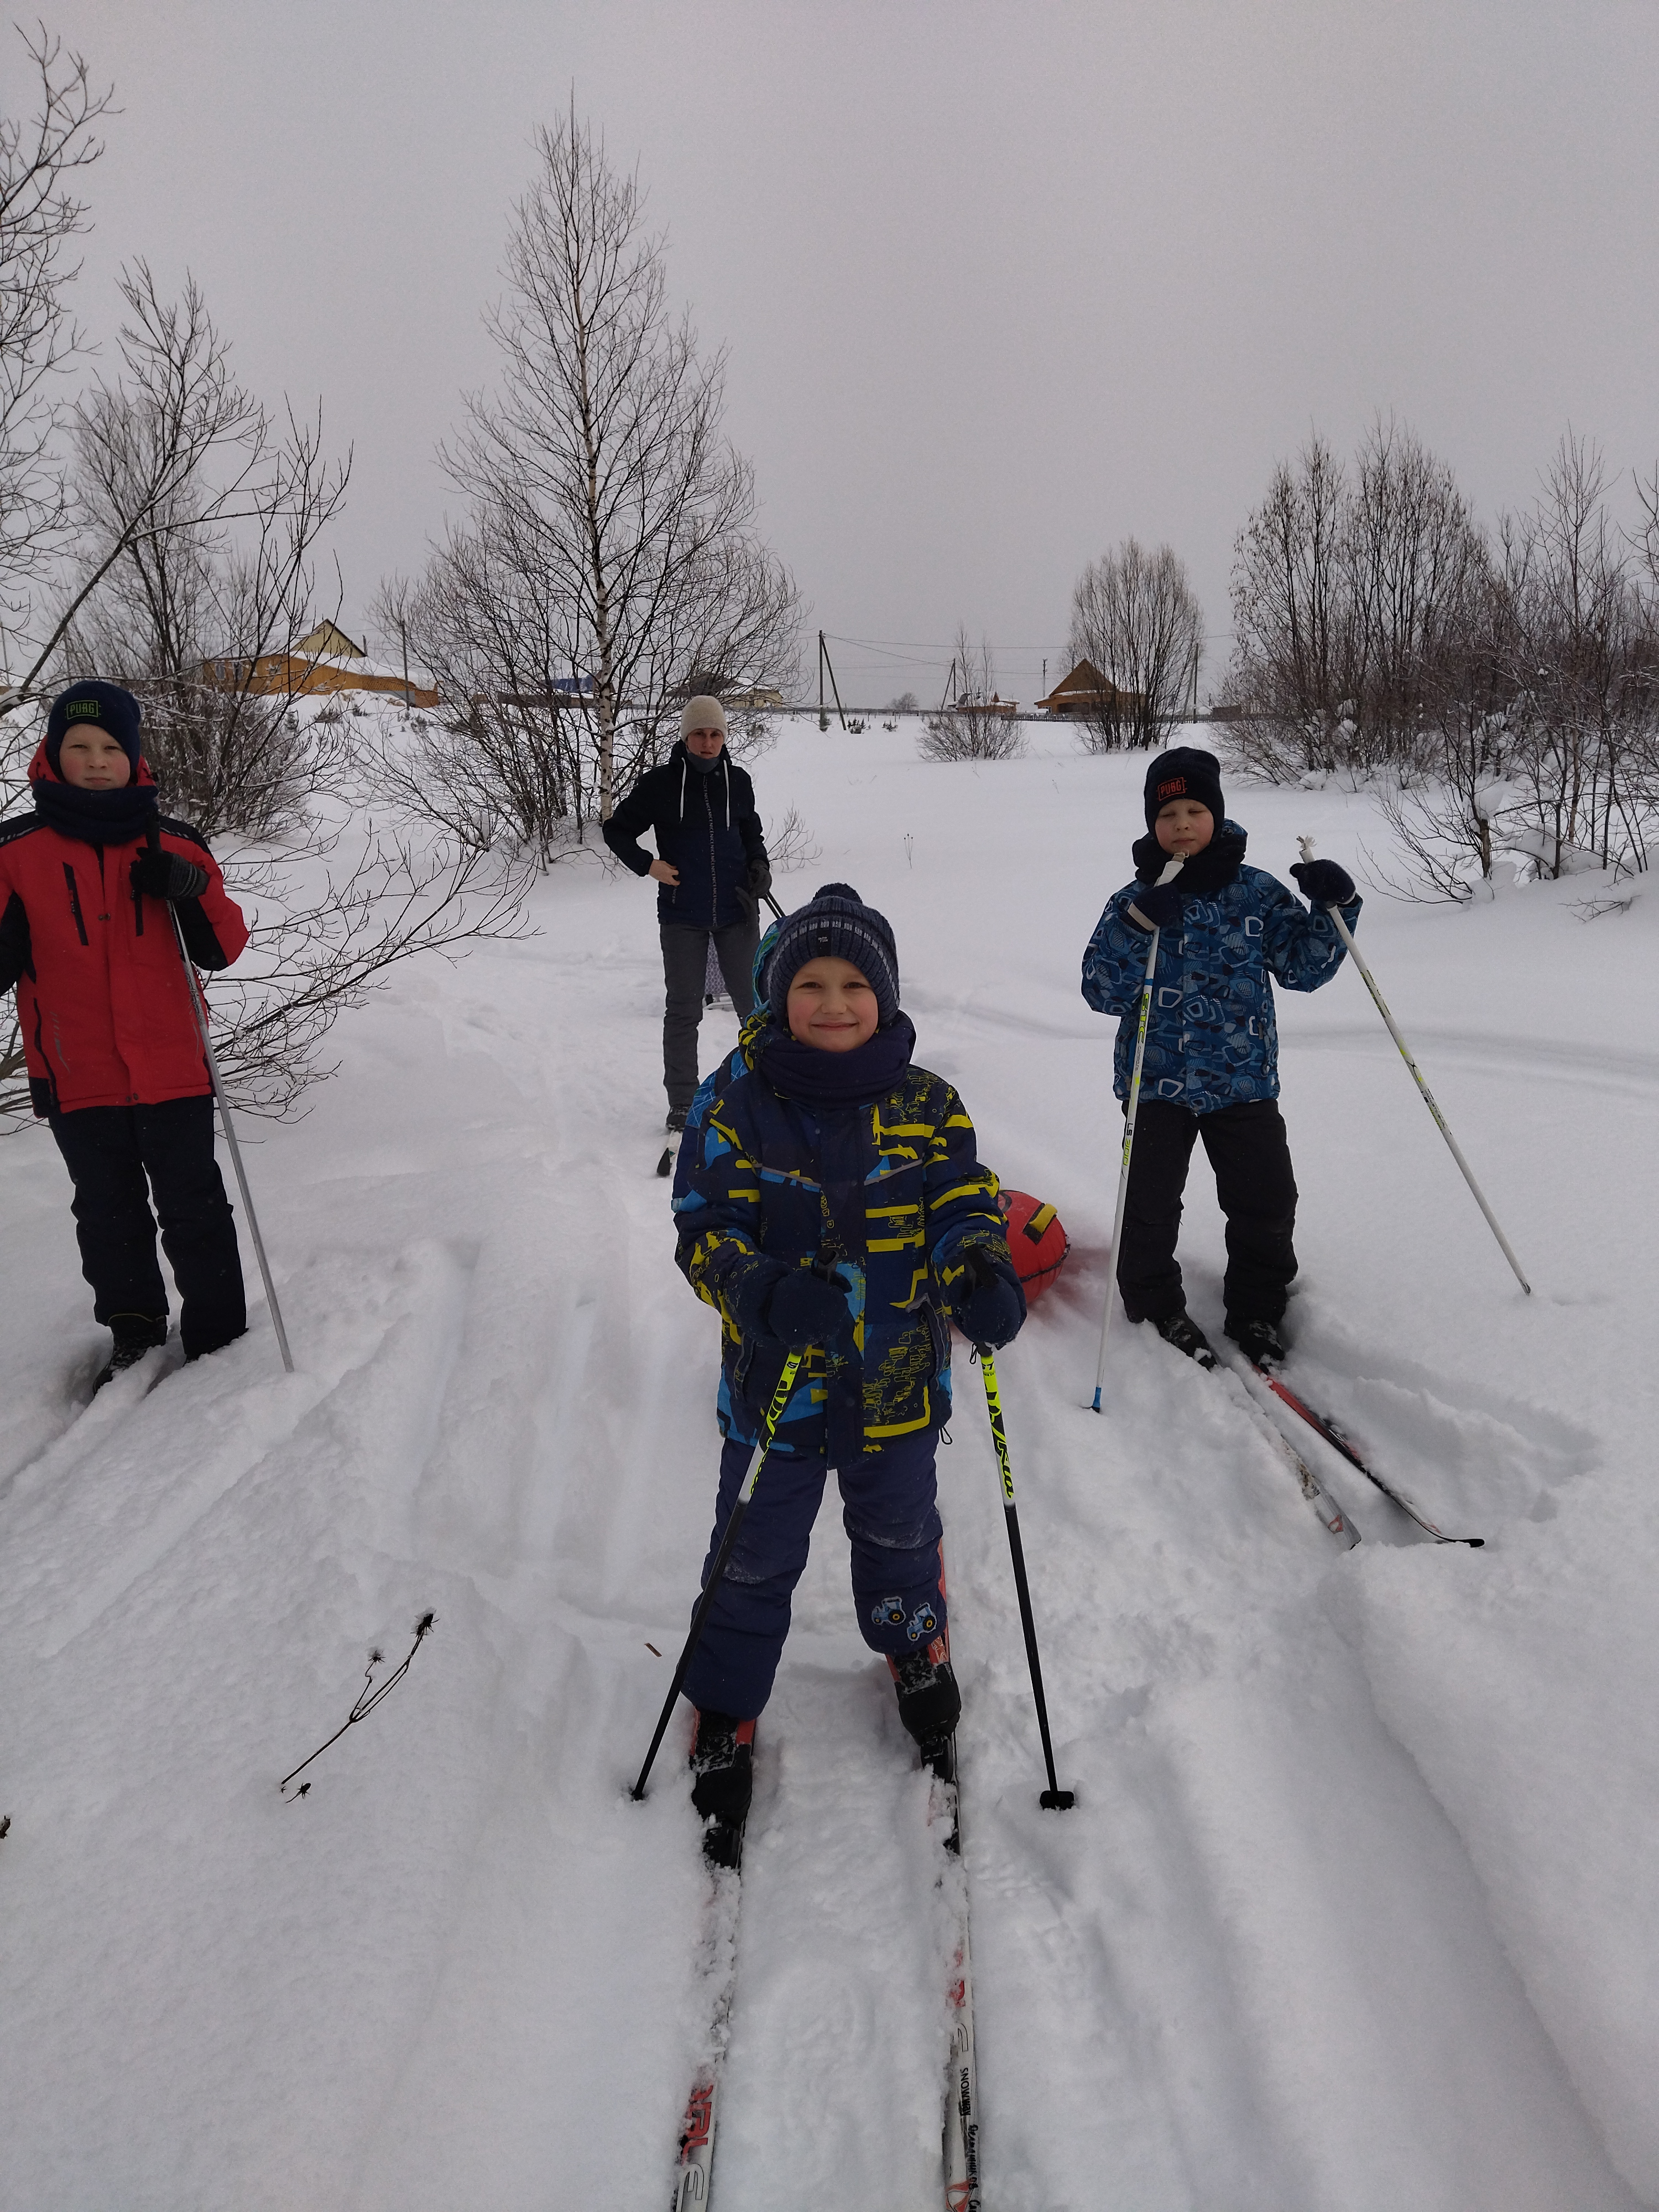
left=1298, top=834, right=1531, bottom=1295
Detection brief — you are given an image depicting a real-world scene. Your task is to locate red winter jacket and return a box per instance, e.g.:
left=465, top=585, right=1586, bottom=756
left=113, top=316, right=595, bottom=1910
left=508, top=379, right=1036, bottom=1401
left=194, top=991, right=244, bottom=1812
left=0, top=745, right=248, bottom=1117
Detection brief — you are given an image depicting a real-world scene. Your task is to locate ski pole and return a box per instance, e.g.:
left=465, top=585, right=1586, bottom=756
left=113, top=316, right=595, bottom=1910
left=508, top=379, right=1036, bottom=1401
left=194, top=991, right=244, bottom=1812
left=1092, top=855, right=1185, bottom=1408
left=1298, top=835, right=1531, bottom=1295
left=976, top=1342, right=1074, bottom=1811
left=155, top=828, right=295, bottom=1372
left=632, top=1345, right=804, bottom=1801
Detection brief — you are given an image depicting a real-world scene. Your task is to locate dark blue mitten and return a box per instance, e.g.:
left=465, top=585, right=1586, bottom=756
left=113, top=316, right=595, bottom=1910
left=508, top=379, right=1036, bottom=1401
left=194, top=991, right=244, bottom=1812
left=1126, top=880, right=1182, bottom=931
left=953, top=1246, right=1026, bottom=1349
left=131, top=848, right=209, bottom=901
left=1290, top=859, right=1356, bottom=906
left=768, top=1267, right=848, bottom=1349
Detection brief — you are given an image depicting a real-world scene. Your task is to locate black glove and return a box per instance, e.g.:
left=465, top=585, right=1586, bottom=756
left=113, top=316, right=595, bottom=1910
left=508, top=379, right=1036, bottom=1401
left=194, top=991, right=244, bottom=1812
left=1126, top=880, right=1183, bottom=931
left=952, top=1246, right=1025, bottom=1349
left=131, top=847, right=209, bottom=902
left=747, top=858, right=773, bottom=898
left=767, top=1266, right=848, bottom=1349
left=1290, top=859, right=1356, bottom=906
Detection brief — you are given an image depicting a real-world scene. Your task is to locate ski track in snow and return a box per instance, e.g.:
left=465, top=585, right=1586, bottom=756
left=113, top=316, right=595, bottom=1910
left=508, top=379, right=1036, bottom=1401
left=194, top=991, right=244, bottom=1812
left=2, top=721, right=1656, bottom=2209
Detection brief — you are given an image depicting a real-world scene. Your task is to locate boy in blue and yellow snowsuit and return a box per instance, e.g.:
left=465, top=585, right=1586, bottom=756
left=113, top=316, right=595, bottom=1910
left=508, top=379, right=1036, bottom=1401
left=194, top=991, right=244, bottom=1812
left=1081, top=748, right=1360, bottom=1368
left=671, top=883, right=1024, bottom=1836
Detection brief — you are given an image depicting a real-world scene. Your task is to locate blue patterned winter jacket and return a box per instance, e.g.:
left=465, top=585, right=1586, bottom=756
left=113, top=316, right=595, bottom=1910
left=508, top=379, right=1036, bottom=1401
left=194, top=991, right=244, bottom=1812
left=1081, top=822, right=1361, bottom=1113
left=671, top=1006, right=1016, bottom=1465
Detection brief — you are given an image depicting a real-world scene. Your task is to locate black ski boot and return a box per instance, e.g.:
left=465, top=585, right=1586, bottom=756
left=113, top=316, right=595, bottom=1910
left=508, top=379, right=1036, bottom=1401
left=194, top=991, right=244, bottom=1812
left=891, top=1648, right=961, bottom=1781
left=92, top=1312, right=168, bottom=1394
left=1152, top=1310, right=1217, bottom=1368
left=690, top=1708, right=755, bottom=1866
left=1227, top=1317, right=1287, bottom=1369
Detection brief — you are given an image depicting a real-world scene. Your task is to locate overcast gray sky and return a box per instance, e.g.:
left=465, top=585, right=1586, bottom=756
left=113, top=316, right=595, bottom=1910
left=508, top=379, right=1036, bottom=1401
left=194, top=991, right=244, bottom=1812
left=29, top=2, right=1659, bottom=705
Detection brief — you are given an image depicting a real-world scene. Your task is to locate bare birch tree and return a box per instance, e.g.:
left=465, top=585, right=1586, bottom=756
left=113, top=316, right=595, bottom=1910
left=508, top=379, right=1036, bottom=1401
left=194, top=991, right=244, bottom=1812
left=1498, top=437, right=1659, bottom=877
left=0, top=23, right=110, bottom=691
left=1226, top=422, right=1489, bottom=780
left=428, top=103, right=798, bottom=843
left=1066, top=537, right=1204, bottom=750
left=58, top=264, right=351, bottom=837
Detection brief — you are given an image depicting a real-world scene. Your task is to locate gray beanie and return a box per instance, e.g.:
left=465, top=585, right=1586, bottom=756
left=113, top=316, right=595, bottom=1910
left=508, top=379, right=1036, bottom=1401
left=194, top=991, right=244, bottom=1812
left=765, top=882, right=901, bottom=1027
left=681, top=695, right=728, bottom=739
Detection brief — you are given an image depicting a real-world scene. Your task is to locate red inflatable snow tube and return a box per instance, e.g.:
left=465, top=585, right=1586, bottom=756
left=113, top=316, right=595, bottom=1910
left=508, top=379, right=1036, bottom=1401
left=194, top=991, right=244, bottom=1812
left=997, top=1188, right=1071, bottom=1302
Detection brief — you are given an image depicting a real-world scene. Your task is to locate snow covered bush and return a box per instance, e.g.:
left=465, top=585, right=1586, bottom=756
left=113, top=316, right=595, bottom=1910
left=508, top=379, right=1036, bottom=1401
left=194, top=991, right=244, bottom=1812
left=1224, top=420, right=1488, bottom=784
left=917, top=630, right=1025, bottom=762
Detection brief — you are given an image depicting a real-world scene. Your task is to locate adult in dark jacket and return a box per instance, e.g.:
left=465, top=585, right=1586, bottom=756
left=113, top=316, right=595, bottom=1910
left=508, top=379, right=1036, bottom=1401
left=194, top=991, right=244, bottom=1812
left=0, top=681, right=250, bottom=1384
left=602, top=695, right=771, bottom=1131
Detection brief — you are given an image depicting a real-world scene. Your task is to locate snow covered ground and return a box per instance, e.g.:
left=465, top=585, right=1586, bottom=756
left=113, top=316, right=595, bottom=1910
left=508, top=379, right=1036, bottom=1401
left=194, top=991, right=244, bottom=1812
left=3, top=716, right=1658, bottom=2210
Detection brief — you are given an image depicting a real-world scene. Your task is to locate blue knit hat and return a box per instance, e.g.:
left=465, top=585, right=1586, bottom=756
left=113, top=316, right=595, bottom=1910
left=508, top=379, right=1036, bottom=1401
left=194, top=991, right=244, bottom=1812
left=765, top=881, right=901, bottom=1026
left=46, top=681, right=143, bottom=776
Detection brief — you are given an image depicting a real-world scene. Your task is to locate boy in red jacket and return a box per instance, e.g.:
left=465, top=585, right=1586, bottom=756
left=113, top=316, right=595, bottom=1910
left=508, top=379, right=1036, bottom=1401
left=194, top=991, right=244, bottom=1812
left=0, top=681, right=251, bottom=1387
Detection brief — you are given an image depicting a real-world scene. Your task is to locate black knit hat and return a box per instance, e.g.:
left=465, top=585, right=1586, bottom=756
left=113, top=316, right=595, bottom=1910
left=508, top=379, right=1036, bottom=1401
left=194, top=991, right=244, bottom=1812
left=765, top=882, right=901, bottom=1026
left=46, top=681, right=143, bottom=776
left=1144, top=745, right=1224, bottom=831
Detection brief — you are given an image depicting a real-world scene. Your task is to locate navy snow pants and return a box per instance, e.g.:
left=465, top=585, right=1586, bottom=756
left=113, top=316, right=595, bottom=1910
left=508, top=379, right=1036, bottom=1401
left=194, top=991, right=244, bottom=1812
left=49, top=1094, right=247, bottom=1359
left=1117, top=1097, right=1298, bottom=1330
left=681, top=1427, right=947, bottom=1720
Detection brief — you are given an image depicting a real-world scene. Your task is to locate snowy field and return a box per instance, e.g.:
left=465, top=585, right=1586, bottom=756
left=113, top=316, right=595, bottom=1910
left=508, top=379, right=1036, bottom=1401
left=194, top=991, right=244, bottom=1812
left=3, top=716, right=1658, bottom=2210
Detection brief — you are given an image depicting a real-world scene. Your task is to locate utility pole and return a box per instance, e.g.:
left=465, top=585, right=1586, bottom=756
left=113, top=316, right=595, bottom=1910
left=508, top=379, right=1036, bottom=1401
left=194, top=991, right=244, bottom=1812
left=817, top=630, right=847, bottom=731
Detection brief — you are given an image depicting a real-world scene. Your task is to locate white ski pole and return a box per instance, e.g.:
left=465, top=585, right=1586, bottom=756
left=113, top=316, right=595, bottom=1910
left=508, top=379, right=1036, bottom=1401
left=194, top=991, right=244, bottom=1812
left=1092, top=855, right=1185, bottom=1409
left=165, top=895, right=296, bottom=1372
left=1298, top=834, right=1531, bottom=1296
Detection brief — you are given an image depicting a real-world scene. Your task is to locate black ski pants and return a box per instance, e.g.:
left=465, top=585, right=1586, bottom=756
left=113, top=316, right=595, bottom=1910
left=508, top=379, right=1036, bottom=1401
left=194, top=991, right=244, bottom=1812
left=49, top=1093, right=247, bottom=1358
left=1117, top=1098, right=1298, bottom=1330
left=661, top=917, right=758, bottom=1109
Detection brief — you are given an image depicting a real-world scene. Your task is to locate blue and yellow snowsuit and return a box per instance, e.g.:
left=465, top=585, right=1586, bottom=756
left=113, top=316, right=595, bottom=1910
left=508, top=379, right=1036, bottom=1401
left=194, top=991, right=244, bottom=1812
left=670, top=1003, right=1018, bottom=1715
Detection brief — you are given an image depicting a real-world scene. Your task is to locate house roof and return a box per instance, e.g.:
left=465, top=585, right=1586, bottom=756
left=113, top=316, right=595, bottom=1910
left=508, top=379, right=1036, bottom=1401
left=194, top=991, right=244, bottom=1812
left=296, top=619, right=366, bottom=660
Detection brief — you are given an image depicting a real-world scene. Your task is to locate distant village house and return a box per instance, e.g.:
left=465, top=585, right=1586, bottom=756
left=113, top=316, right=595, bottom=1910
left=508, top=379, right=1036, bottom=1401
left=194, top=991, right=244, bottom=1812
left=1035, top=658, right=1142, bottom=719
left=199, top=620, right=439, bottom=709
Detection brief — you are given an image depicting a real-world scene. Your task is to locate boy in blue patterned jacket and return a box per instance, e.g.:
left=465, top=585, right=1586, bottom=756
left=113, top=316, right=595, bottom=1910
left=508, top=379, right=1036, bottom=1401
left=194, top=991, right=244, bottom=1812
left=671, top=883, right=1025, bottom=1842
left=1081, top=748, right=1359, bottom=1369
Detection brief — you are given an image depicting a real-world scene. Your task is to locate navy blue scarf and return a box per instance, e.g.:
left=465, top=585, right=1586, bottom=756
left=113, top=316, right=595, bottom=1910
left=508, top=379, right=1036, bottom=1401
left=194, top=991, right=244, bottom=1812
left=760, top=1014, right=916, bottom=1109
left=33, top=778, right=158, bottom=847
left=1133, top=820, right=1246, bottom=894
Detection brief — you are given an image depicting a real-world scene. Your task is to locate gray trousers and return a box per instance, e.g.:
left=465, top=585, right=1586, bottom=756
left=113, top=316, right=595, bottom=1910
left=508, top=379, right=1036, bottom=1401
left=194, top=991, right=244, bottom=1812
left=661, top=918, right=759, bottom=1107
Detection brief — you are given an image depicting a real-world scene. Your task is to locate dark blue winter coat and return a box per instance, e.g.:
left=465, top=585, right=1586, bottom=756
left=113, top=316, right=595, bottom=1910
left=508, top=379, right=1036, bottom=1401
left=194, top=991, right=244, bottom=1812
left=671, top=1004, right=1019, bottom=1465
left=1081, top=822, right=1361, bottom=1114
left=602, top=742, right=767, bottom=930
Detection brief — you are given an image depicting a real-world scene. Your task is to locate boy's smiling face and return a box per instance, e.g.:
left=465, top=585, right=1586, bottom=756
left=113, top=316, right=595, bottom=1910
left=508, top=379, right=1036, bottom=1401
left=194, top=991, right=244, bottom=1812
left=1154, top=797, right=1213, bottom=857
left=58, top=727, right=133, bottom=789
left=786, top=956, right=879, bottom=1052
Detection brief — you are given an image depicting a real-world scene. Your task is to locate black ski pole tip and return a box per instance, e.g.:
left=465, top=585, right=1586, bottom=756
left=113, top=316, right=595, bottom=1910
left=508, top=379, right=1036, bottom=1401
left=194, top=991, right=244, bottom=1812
left=1040, top=1788, right=1076, bottom=1811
